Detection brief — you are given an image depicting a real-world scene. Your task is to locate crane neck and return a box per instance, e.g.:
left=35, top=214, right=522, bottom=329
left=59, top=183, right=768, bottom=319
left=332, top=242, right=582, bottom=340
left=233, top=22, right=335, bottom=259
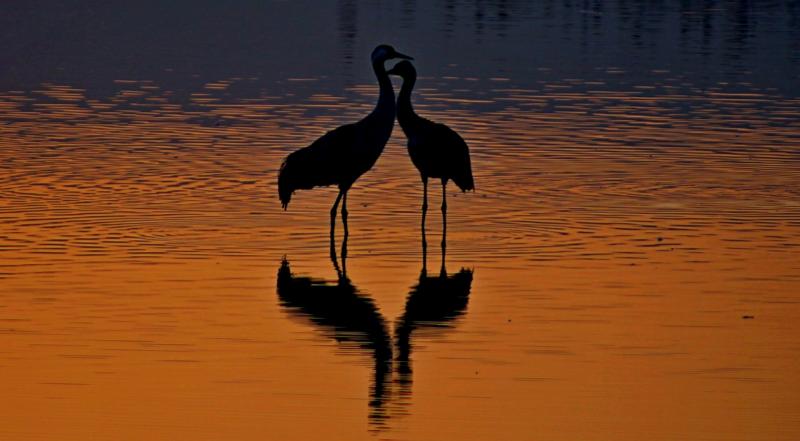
left=396, top=74, right=418, bottom=128
left=372, top=59, right=396, bottom=119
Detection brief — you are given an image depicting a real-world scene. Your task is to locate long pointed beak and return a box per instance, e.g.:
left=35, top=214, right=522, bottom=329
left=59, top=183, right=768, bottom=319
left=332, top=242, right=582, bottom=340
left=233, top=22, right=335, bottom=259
left=394, top=51, right=413, bottom=60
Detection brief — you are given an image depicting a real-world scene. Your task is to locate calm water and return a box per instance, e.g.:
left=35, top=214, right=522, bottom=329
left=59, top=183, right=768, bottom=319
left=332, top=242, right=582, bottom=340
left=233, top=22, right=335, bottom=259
left=2, top=2, right=800, bottom=440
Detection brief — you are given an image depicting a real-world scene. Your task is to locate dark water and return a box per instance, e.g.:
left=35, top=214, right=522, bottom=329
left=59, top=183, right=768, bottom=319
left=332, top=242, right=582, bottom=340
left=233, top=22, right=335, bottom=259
left=1, top=2, right=800, bottom=440
left=3, top=1, right=799, bottom=95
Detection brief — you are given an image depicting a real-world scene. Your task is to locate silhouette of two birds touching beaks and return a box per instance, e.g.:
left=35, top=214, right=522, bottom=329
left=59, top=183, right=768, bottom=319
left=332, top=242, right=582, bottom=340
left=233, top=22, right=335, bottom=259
left=278, top=44, right=474, bottom=251
left=278, top=45, right=412, bottom=241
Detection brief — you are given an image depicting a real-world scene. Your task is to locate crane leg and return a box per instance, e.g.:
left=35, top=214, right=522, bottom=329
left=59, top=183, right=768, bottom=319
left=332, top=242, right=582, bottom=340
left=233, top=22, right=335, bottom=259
left=441, top=180, right=447, bottom=270
left=341, top=191, right=349, bottom=236
left=330, top=190, right=344, bottom=260
left=421, top=177, right=428, bottom=272
left=341, top=191, right=349, bottom=263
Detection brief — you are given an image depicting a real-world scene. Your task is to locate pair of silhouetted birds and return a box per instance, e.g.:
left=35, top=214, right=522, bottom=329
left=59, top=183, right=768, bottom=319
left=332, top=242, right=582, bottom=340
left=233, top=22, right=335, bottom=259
left=278, top=44, right=474, bottom=242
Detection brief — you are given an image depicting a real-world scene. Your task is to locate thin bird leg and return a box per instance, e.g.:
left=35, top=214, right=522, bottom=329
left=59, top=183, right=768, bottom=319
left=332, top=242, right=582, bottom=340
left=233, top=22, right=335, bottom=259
left=441, top=181, right=447, bottom=247
left=342, top=191, right=349, bottom=237
left=330, top=190, right=344, bottom=261
left=341, top=191, right=349, bottom=264
left=441, top=181, right=447, bottom=274
left=421, top=177, right=428, bottom=273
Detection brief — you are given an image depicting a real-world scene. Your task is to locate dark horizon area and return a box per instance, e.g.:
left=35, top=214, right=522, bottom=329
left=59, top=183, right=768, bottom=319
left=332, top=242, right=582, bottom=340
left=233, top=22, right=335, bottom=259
left=2, top=0, right=799, bottom=98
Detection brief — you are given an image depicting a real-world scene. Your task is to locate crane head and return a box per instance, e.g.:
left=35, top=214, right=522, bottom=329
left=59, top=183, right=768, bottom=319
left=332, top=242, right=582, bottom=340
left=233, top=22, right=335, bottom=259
left=387, top=60, right=416, bottom=79
left=371, top=45, right=413, bottom=64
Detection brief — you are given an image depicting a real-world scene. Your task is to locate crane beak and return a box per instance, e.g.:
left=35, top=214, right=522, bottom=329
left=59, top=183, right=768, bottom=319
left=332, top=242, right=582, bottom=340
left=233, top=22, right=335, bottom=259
left=393, top=51, right=413, bottom=60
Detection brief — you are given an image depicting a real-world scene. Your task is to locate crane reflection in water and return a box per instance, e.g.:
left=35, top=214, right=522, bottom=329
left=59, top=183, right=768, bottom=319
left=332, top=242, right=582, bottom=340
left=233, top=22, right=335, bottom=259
left=276, top=251, right=393, bottom=428
left=276, top=236, right=473, bottom=430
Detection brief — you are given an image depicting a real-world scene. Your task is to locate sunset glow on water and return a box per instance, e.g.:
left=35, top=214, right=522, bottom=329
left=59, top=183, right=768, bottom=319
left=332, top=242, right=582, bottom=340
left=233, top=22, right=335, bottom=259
left=2, top=2, right=800, bottom=440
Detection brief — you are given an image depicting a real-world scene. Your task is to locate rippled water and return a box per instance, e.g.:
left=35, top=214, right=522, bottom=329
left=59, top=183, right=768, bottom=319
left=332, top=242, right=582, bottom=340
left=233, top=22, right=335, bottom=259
left=2, top=2, right=800, bottom=440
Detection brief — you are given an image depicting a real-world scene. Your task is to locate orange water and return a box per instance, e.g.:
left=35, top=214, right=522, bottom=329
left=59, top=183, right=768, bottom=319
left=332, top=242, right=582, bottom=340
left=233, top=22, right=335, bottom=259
left=1, top=77, right=799, bottom=440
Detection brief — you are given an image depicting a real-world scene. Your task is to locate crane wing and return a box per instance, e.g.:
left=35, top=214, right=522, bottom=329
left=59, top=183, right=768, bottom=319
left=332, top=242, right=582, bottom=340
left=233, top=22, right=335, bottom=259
left=278, top=124, right=360, bottom=208
left=432, top=123, right=474, bottom=192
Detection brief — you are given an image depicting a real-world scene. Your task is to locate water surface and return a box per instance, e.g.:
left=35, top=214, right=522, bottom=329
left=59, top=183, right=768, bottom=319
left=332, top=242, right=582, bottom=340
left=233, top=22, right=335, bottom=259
left=2, top=2, right=800, bottom=440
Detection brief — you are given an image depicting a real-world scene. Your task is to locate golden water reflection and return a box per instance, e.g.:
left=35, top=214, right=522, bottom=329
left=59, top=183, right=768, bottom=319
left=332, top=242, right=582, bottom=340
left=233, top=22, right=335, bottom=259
left=1, top=77, right=799, bottom=440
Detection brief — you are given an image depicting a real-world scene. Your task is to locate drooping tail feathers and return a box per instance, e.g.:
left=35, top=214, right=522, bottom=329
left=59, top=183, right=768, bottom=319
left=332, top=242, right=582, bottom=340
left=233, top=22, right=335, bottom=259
left=278, top=158, right=293, bottom=210
left=453, top=169, right=474, bottom=193
left=278, top=145, right=339, bottom=210
left=452, top=151, right=475, bottom=193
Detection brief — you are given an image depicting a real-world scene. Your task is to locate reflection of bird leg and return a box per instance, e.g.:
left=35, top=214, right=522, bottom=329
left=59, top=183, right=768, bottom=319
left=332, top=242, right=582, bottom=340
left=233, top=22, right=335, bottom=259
left=330, top=244, right=343, bottom=280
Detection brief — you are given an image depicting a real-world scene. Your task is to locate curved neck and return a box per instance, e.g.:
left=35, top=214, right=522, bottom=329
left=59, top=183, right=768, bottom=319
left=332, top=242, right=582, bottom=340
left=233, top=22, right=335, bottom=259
left=397, top=74, right=417, bottom=127
left=372, top=59, right=395, bottom=117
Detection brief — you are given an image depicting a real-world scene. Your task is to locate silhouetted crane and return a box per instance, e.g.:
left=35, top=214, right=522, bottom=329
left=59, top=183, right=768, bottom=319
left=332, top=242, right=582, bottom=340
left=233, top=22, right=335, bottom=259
left=276, top=258, right=393, bottom=428
left=395, top=265, right=472, bottom=378
left=278, top=45, right=413, bottom=251
left=387, top=60, right=474, bottom=255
